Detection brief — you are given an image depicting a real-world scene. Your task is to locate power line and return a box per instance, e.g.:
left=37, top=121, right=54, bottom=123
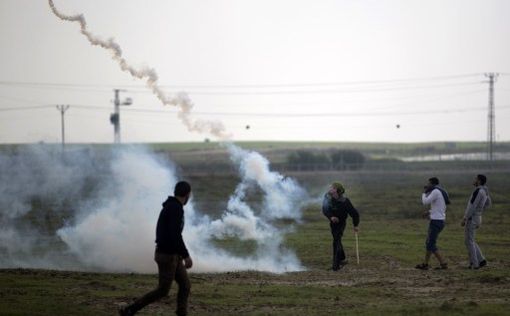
left=0, top=105, right=53, bottom=112
left=70, top=103, right=510, bottom=117
left=130, top=81, right=484, bottom=96
left=0, top=73, right=482, bottom=89
left=151, top=73, right=483, bottom=89
left=3, top=102, right=509, bottom=117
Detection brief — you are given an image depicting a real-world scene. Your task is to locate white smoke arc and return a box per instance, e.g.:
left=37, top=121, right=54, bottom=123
left=48, top=0, right=231, bottom=140
left=44, top=2, right=309, bottom=273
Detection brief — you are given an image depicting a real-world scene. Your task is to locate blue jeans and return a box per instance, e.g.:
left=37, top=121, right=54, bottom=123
left=426, top=220, right=445, bottom=252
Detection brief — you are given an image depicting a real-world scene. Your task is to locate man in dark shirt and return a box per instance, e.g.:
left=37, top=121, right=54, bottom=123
left=120, top=181, right=193, bottom=316
left=322, top=182, right=360, bottom=271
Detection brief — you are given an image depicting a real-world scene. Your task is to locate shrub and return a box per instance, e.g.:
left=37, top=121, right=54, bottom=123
left=330, top=149, right=365, bottom=165
left=287, top=150, right=330, bottom=165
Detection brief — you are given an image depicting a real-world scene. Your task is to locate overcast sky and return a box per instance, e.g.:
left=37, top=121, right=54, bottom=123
left=1, top=0, right=510, bottom=144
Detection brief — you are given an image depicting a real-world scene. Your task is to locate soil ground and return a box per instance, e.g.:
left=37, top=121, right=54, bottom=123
left=1, top=168, right=509, bottom=315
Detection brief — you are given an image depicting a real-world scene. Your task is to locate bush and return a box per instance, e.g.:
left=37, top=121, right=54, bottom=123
left=287, top=150, right=330, bottom=165
left=330, top=149, right=365, bottom=166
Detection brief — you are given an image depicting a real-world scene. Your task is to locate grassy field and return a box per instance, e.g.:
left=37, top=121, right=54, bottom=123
left=1, top=171, right=509, bottom=315
left=150, top=141, right=510, bottom=164
left=4, top=140, right=510, bottom=157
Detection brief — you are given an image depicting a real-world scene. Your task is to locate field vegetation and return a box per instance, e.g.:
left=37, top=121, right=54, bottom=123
left=1, top=143, right=509, bottom=315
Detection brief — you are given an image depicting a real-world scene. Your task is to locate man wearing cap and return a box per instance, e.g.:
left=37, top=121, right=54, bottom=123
left=322, top=182, right=360, bottom=270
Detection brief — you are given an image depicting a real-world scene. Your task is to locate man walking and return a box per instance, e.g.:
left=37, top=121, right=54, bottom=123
left=415, top=177, right=449, bottom=270
left=120, top=181, right=193, bottom=316
left=322, top=182, right=360, bottom=271
left=462, top=174, right=491, bottom=269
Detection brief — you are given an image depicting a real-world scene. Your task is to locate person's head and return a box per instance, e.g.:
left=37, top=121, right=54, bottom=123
left=329, top=182, right=345, bottom=198
left=424, top=177, right=439, bottom=192
left=428, top=177, right=439, bottom=186
left=474, top=174, right=487, bottom=186
left=174, top=181, right=191, bottom=205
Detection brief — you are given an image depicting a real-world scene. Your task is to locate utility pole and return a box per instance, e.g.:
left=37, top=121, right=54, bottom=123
left=56, top=105, right=70, bottom=148
left=485, top=73, right=498, bottom=161
left=110, top=89, right=132, bottom=144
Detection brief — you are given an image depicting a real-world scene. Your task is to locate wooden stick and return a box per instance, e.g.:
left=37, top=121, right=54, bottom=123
left=355, top=232, right=360, bottom=265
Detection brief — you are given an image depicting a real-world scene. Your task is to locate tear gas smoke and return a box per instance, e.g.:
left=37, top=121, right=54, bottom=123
left=48, top=0, right=231, bottom=140
left=41, top=2, right=309, bottom=273
left=0, top=146, right=306, bottom=273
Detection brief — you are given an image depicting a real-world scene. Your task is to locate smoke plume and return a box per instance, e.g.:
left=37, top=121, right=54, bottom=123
left=40, top=2, right=310, bottom=273
left=48, top=0, right=231, bottom=140
left=0, top=146, right=306, bottom=273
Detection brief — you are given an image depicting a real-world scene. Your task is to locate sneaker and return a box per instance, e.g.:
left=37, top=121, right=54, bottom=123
left=332, top=265, right=345, bottom=271
left=479, top=260, right=487, bottom=268
left=118, top=305, right=133, bottom=316
left=434, top=263, right=448, bottom=270
left=415, top=263, right=429, bottom=270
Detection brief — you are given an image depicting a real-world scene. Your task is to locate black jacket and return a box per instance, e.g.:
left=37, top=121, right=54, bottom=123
left=322, top=194, right=360, bottom=227
left=155, top=196, right=189, bottom=258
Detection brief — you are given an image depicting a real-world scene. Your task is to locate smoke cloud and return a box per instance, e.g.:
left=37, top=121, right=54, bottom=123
left=0, top=145, right=307, bottom=273
left=37, top=2, right=310, bottom=273
left=48, top=0, right=231, bottom=140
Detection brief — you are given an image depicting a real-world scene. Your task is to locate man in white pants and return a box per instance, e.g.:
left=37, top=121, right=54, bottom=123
left=461, top=174, right=491, bottom=270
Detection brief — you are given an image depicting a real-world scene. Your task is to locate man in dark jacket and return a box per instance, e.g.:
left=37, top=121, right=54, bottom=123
left=322, top=182, right=360, bottom=271
left=120, top=181, right=193, bottom=316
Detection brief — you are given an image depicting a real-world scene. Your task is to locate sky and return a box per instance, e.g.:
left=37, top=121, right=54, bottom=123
left=1, top=0, right=510, bottom=144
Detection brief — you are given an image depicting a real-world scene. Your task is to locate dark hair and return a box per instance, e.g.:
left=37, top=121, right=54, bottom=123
left=477, top=174, right=487, bottom=185
left=174, top=181, right=191, bottom=197
left=428, top=177, right=439, bottom=186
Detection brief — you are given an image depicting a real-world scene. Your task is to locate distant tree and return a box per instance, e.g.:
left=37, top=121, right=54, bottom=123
left=287, top=150, right=330, bottom=165
left=330, top=149, right=365, bottom=166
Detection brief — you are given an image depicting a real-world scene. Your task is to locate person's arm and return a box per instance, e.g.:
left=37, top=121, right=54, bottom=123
left=322, top=194, right=333, bottom=219
left=345, top=198, right=360, bottom=230
left=473, top=188, right=487, bottom=210
left=422, top=189, right=438, bottom=205
left=484, top=192, right=492, bottom=209
left=464, top=188, right=480, bottom=220
left=169, top=208, right=190, bottom=259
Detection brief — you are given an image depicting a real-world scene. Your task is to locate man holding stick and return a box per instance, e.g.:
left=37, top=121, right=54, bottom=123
left=322, top=182, right=360, bottom=271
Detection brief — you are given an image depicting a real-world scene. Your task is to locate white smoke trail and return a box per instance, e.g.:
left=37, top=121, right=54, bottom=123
left=186, top=144, right=307, bottom=272
left=48, top=0, right=231, bottom=140
left=45, top=2, right=309, bottom=273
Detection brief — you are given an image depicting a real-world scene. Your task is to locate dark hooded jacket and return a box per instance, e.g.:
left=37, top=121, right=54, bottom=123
left=155, top=196, right=189, bottom=258
left=322, top=193, right=360, bottom=227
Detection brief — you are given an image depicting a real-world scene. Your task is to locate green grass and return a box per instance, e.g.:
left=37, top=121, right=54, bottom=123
left=4, top=140, right=510, bottom=156
left=1, top=171, right=510, bottom=315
